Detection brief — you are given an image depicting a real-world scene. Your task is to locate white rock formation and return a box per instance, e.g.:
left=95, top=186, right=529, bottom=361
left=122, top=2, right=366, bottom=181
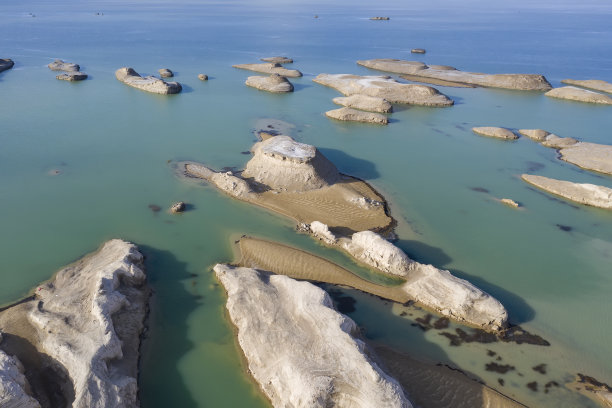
left=545, top=86, right=612, bottom=104
left=309, top=221, right=337, bottom=244
left=500, top=198, right=520, bottom=208
left=472, top=127, right=518, bottom=140
left=340, top=230, right=508, bottom=330
left=246, top=74, right=294, bottom=93
left=184, top=163, right=254, bottom=199
left=522, top=174, right=612, bottom=209
left=518, top=129, right=550, bottom=141
left=158, top=68, right=173, bottom=78
left=115, top=67, right=182, bottom=95
left=214, top=264, right=412, bottom=408
left=242, top=135, right=340, bottom=192
left=0, top=348, right=41, bottom=408
left=48, top=59, right=80, bottom=72
left=332, top=94, right=393, bottom=113
left=260, top=57, right=293, bottom=64
left=540, top=134, right=578, bottom=148
left=559, top=142, right=612, bottom=175
left=357, top=59, right=552, bottom=90
left=233, top=63, right=302, bottom=77
left=325, top=107, right=389, bottom=125
left=561, top=79, right=612, bottom=94
left=313, top=74, right=453, bottom=106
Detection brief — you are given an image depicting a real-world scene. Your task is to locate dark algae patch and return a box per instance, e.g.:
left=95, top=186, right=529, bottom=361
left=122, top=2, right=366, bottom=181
left=532, top=363, right=547, bottom=374
left=439, top=328, right=497, bottom=346
left=556, top=224, right=573, bottom=232
left=440, top=325, right=549, bottom=346
left=544, top=381, right=559, bottom=394
left=575, top=373, right=612, bottom=392
left=485, top=362, right=515, bottom=374
left=327, top=288, right=356, bottom=314
left=498, top=378, right=505, bottom=386
left=499, top=325, right=550, bottom=346
left=412, top=314, right=451, bottom=331
left=470, top=187, right=490, bottom=193
left=527, top=381, right=538, bottom=392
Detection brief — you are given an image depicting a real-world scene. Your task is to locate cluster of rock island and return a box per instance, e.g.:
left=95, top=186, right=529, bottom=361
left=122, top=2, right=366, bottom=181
left=1, top=50, right=611, bottom=408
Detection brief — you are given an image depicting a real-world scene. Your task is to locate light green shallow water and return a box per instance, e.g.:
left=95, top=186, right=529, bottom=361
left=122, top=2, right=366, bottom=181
left=1, top=0, right=611, bottom=406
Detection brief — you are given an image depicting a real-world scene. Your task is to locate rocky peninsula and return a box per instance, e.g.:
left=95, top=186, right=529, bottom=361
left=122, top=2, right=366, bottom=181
left=332, top=94, right=393, bottom=113
left=115, top=67, right=182, bottom=95
left=545, top=86, right=612, bottom=104
left=0, top=239, right=149, bottom=407
left=0, top=58, right=15, bottom=73
left=325, top=107, right=389, bottom=124
left=233, top=62, right=302, bottom=77
left=472, top=127, right=519, bottom=140
left=357, top=59, right=552, bottom=91
left=237, top=235, right=508, bottom=331
left=522, top=174, right=612, bottom=209
left=179, top=134, right=393, bottom=232
left=48, top=59, right=80, bottom=72
left=561, top=79, right=612, bottom=94
left=245, top=74, right=294, bottom=93
left=214, top=264, right=412, bottom=408
left=313, top=74, right=454, bottom=106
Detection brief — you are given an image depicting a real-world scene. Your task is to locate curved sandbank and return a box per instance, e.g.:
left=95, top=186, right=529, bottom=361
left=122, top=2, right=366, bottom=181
left=115, top=67, right=182, bottom=95
left=179, top=134, right=393, bottom=233
left=0, top=58, right=15, bottom=73
left=545, top=86, right=612, bottom=105
left=260, top=56, right=293, bottom=64
left=561, top=79, right=612, bottom=94
left=245, top=74, right=294, bottom=93
left=237, top=236, right=508, bottom=331
left=313, top=73, right=454, bottom=107
left=522, top=174, right=612, bottom=209
left=0, top=239, right=149, bottom=407
left=333, top=94, right=393, bottom=113
left=357, top=59, right=552, bottom=91
left=374, top=346, right=525, bottom=408
left=48, top=59, right=80, bottom=72
left=472, top=127, right=518, bottom=140
left=233, top=62, right=302, bottom=77
left=325, top=107, right=389, bottom=125
left=214, top=264, right=411, bottom=408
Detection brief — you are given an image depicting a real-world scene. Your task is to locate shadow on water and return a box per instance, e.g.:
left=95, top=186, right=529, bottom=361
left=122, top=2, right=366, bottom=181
left=395, top=239, right=535, bottom=325
left=292, top=82, right=312, bottom=91
left=138, top=245, right=199, bottom=408
left=318, top=147, right=380, bottom=179
left=179, top=83, right=195, bottom=93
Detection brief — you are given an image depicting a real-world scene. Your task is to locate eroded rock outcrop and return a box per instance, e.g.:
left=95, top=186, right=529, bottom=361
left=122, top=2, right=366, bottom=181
left=332, top=94, right=393, bottom=113
left=314, top=74, right=453, bottom=106
left=540, top=134, right=577, bottom=148
left=472, top=127, right=518, bottom=140
left=325, top=107, right=389, bottom=124
left=0, top=239, right=149, bottom=408
left=214, top=264, right=411, bottom=408
left=357, top=59, right=552, bottom=91
left=260, top=56, right=293, bottom=64
left=561, top=79, right=612, bottom=94
left=233, top=63, right=302, bottom=77
left=0, top=347, right=41, bottom=408
left=48, top=59, right=80, bottom=72
left=57, top=72, right=88, bottom=81
left=545, top=86, right=612, bottom=105
left=559, top=142, right=612, bottom=175
left=518, top=129, right=550, bottom=141
left=0, top=59, right=15, bottom=73
left=246, top=74, right=294, bottom=93
left=115, top=67, right=182, bottom=95
left=158, top=68, right=173, bottom=78
left=522, top=174, right=612, bottom=209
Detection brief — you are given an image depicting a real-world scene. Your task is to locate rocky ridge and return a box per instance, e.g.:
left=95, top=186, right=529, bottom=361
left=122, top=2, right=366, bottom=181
left=115, top=67, right=182, bottom=94
left=545, top=86, right=612, bottom=104
left=332, top=94, right=393, bottom=113
left=325, top=107, right=389, bottom=124
left=245, top=74, right=294, bottom=93
left=233, top=63, right=302, bottom=77
left=522, top=174, right=612, bottom=209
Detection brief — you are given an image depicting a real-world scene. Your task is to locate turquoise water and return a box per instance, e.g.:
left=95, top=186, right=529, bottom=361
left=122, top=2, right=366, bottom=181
left=1, top=0, right=611, bottom=406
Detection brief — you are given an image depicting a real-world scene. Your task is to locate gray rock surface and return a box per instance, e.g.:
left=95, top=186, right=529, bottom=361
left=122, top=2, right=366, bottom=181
left=325, top=107, right=388, bottom=125
left=260, top=56, right=293, bottom=64
left=0, top=348, right=41, bottom=408
left=411, top=49, right=426, bottom=54
left=540, top=134, right=578, bottom=148
left=242, top=135, right=340, bottom=192
left=0, top=59, right=14, bottom=73
left=0, top=239, right=149, bottom=408
left=522, top=174, right=612, bottom=209
left=158, top=68, right=173, bottom=78
left=115, top=67, right=182, bottom=95
left=561, top=79, right=612, bottom=94
left=48, top=59, right=80, bottom=72
left=472, top=127, right=518, bottom=140
left=518, top=129, right=550, bottom=141
left=559, top=142, right=612, bottom=175
left=233, top=63, right=302, bottom=77
left=357, top=59, right=552, bottom=90
left=246, top=74, right=294, bottom=93
left=545, top=86, right=612, bottom=105
left=214, top=264, right=412, bottom=408
left=170, top=201, right=186, bottom=213
left=56, top=72, right=88, bottom=81
left=332, top=94, right=393, bottom=113
left=313, top=73, right=453, bottom=106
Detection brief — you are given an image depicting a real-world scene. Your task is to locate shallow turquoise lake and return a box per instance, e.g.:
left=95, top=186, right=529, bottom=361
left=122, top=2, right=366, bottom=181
left=1, top=0, right=611, bottom=406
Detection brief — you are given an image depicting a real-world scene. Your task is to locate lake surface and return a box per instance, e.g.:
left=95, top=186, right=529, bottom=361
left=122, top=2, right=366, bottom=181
left=1, top=0, right=611, bottom=406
